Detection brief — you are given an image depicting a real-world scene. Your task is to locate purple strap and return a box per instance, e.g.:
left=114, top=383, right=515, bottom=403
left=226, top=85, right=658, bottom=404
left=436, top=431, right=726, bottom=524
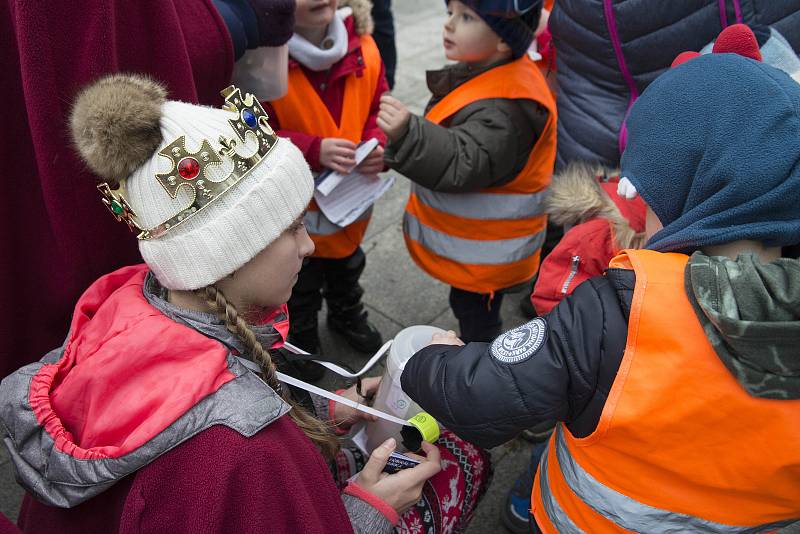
left=719, top=0, right=729, bottom=28
left=603, top=0, right=639, bottom=155
left=719, top=0, right=744, bottom=28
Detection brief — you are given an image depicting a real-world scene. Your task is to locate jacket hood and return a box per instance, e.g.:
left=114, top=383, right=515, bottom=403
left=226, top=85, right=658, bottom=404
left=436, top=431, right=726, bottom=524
left=546, top=163, right=646, bottom=251
left=338, top=1, right=373, bottom=35
left=0, top=265, right=287, bottom=507
left=686, top=252, right=800, bottom=399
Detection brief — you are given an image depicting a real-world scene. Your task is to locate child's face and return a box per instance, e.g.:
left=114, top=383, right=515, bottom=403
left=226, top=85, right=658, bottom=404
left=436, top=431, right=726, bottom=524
left=295, top=0, right=338, bottom=29
left=217, top=216, right=315, bottom=309
left=443, top=1, right=506, bottom=63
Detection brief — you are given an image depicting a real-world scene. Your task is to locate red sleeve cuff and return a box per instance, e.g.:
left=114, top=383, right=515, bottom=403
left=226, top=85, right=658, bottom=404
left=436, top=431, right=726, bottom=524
left=344, top=481, right=400, bottom=526
left=307, top=137, right=323, bottom=172
left=330, top=389, right=349, bottom=435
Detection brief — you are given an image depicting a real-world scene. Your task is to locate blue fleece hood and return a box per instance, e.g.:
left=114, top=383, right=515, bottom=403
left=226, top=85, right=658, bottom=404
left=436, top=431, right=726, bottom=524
left=621, top=53, right=800, bottom=252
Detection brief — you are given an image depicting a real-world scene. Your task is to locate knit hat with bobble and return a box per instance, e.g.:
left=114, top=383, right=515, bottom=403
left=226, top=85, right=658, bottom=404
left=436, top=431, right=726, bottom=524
left=70, top=74, right=314, bottom=290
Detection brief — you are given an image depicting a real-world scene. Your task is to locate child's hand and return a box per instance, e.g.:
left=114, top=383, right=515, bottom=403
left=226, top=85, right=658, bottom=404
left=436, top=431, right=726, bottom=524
left=427, top=330, right=465, bottom=347
left=320, top=138, right=357, bottom=174
left=356, top=145, right=385, bottom=175
left=332, top=377, right=381, bottom=428
left=354, top=438, right=442, bottom=514
left=378, top=94, right=411, bottom=142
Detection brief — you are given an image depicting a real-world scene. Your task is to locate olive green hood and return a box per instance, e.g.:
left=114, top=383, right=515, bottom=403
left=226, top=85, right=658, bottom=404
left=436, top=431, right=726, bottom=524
left=686, top=252, right=800, bottom=400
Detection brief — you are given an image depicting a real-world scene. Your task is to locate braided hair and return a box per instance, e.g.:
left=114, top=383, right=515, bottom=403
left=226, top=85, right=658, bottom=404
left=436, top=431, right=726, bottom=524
left=198, top=285, right=340, bottom=458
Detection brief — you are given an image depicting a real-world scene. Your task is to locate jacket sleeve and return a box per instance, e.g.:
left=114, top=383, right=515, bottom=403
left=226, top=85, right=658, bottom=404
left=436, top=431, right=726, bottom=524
left=211, top=0, right=258, bottom=60
left=400, top=275, right=628, bottom=448
left=384, top=99, right=545, bottom=192
left=262, top=100, right=324, bottom=171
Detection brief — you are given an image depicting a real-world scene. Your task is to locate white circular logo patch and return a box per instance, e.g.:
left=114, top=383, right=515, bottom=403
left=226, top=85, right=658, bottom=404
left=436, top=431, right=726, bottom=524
left=491, top=318, right=547, bottom=364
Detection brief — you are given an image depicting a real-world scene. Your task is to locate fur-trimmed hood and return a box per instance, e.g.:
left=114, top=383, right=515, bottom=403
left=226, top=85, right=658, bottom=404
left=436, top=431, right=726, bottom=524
left=546, top=163, right=646, bottom=251
left=339, top=0, right=373, bottom=35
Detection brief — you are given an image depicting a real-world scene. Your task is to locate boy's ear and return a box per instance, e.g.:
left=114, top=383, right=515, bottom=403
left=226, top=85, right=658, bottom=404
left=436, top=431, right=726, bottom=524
left=497, top=40, right=511, bottom=54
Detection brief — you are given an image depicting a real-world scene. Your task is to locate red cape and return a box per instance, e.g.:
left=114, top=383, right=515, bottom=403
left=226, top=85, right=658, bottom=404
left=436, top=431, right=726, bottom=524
left=0, top=0, right=233, bottom=377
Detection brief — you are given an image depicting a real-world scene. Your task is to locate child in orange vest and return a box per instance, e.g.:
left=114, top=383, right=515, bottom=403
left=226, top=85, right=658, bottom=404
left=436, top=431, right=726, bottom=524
left=399, top=29, right=800, bottom=534
left=263, top=0, right=389, bottom=371
left=379, top=0, right=557, bottom=343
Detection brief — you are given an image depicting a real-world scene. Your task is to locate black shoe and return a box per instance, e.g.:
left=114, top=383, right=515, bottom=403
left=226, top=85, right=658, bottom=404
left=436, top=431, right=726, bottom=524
left=327, top=312, right=383, bottom=353
left=286, top=359, right=326, bottom=382
left=284, top=329, right=326, bottom=382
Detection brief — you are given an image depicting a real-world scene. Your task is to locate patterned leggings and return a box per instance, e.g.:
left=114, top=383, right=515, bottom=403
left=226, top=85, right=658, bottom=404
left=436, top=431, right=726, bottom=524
left=330, top=430, right=493, bottom=533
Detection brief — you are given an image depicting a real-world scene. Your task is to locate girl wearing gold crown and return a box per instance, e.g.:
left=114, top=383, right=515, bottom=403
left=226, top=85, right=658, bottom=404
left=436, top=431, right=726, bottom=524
left=0, top=75, right=489, bottom=533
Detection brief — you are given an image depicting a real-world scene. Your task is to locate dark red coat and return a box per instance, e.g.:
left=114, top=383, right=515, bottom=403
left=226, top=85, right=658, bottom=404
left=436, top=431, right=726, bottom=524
left=262, top=16, right=388, bottom=172
left=0, top=0, right=233, bottom=378
left=18, top=422, right=354, bottom=534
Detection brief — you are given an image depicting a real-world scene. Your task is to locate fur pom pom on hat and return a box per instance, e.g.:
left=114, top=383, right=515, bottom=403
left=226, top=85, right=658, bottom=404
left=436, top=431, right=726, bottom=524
left=71, top=74, right=167, bottom=184
left=70, top=74, right=314, bottom=290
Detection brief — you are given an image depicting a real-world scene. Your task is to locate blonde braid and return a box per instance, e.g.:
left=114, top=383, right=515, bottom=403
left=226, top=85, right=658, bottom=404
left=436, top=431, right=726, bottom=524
left=198, top=286, right=340, bottom=458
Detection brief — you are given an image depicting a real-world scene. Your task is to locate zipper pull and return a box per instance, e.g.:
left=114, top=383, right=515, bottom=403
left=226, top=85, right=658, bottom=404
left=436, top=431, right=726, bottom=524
left=561, top=256, right=582, bottom=294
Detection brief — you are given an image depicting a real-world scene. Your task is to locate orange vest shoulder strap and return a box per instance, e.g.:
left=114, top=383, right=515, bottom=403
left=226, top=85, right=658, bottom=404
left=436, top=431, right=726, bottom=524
left=426, top=56, right=556, bottom=125
left=338, top=33, right=382, bottom=141
left=615, top=249, right=689, bottom=281
left=270, top=32, right=382, bottom=141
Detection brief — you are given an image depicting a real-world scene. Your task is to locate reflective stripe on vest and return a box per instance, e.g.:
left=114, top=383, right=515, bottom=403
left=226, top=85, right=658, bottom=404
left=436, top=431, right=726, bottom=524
left=270, top=33, right=382, bottom=259
left=403, top=55, right=557, bottom=293
left=537, top=426, right=797, bottom=534
left=404, top=212, right=546, bottom=265
left=532, top=249, right=800, bottom=533
left=536, top=435, right=585, bottom=534
left=412, top=185, right=547, bottom=220
left=305, top=207, right=371, bottom=236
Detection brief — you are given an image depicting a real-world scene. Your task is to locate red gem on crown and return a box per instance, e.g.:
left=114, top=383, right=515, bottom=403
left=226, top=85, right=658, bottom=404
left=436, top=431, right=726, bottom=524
left=178, top=157, right=200, bottom=180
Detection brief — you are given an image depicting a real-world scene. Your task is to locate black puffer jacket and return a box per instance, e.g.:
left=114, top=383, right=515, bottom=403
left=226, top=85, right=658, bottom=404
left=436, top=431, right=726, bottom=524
left=401, top=269, right=635, bottom=448
left=552, top=0, right=800, bottom=170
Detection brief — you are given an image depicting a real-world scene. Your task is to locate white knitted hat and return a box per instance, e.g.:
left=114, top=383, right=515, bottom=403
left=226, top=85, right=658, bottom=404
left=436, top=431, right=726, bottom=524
left=71, top=74, right=314, bottom=290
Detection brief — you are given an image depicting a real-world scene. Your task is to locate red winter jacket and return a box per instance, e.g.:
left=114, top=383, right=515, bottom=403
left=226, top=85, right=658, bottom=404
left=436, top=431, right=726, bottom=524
left=532, top=164, right=646, bottom=315
left=262, top=14, right=388, bottom=172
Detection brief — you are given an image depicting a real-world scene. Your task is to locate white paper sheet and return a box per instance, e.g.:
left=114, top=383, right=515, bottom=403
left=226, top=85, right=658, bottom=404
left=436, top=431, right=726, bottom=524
left=314, top=173, right=395, bottom=227
left=316, top=138, right=380, bottom=196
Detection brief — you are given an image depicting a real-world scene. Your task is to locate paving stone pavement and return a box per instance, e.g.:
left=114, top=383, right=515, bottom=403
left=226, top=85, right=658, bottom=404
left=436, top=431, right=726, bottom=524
left=0, top=1, right=537, bottom=531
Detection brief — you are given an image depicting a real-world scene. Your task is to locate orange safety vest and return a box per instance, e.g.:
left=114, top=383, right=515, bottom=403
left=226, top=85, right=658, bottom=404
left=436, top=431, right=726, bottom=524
left=270, top=35, right=382, bottom=259
left=532, top=249, right=800, bottom=533
left=403, top=56, right=557, bottom=293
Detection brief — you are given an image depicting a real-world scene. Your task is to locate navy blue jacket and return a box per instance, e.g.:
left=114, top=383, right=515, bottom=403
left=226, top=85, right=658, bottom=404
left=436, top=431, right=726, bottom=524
left=401, top=269, right=635, bottom=448
left=551, top=0, right=800, bottom=170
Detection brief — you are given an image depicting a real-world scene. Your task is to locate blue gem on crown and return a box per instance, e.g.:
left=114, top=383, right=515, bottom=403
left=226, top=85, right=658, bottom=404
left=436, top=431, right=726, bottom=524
left=241, top=109, right=258, bottom=128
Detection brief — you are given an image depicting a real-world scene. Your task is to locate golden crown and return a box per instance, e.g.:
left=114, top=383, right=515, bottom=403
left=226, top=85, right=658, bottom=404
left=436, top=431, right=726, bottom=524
left=97, top=85, right=279, bottom=240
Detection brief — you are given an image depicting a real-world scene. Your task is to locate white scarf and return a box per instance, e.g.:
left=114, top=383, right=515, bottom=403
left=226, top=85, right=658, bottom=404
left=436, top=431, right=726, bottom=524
left=288, top=8, right=351, bottom=72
